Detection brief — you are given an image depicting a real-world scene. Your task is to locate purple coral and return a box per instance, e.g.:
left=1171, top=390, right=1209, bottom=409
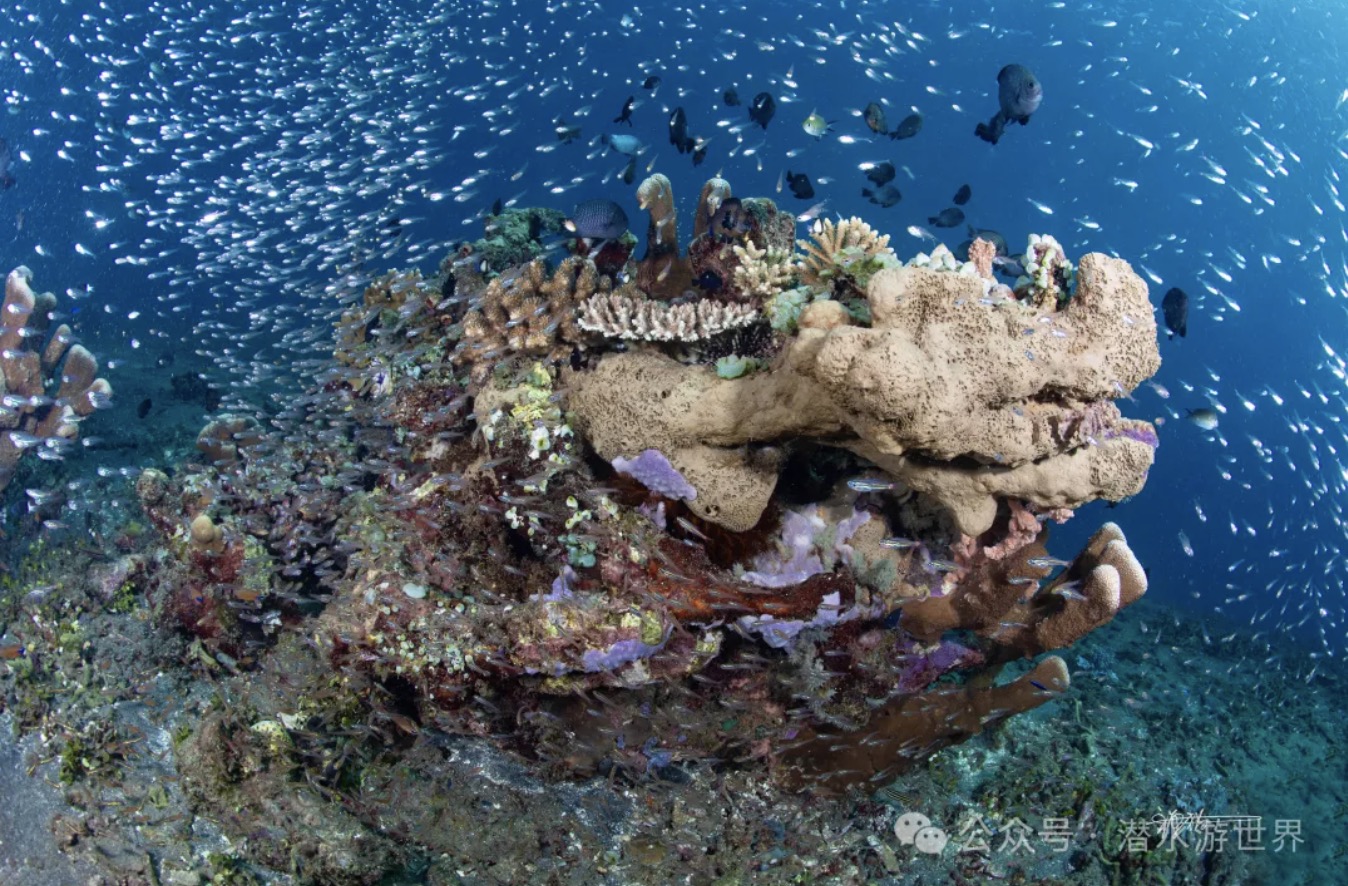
left=892, top=640, right=984, bottom=694
left=612, top=449, right=697, bottom=501
left=581, top=636, right=666, bottom=672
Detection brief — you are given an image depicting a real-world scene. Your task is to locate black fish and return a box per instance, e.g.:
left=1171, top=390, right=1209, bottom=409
left=748, top=92, right=776, bottom=130
left=614, top=95, right=635, bottom=125
left=891, top=113, right=922, bottom=140
left=863, top=102, right=888, bottom=134
left=710, top=197, right=754, bottom=241
left=555, top=118, right=581, bottom=143
left=642, top=76, right=661, bottom=90
left=620, top=156, right=636, bottom=185
left=966, top=226, right=1008, bottom=256
left=137, top=398, right=152, bottom=419
left=0, top=137, right=14, bottom=190
left=691, top=142, right=707, bottom=166
left=785, top=170, right=814, bottom=200
left=865, top=162, right=896, bottom=186
left=723, top=87, right=741, bottom=106
left=928, top=207, right=965, bottom=228
left=862, top=183, right=901, bottom=208
left=566, top=199, right=629, bottom=240
left=1162, top=287, right=1188, bottom=339
left=975, top=64, right=1042, bottom=145
left=953, top=184, right=972, bottom=205
left=490, top=197, right=503, bottom=216
left=668, top=107, right=695, bottom=154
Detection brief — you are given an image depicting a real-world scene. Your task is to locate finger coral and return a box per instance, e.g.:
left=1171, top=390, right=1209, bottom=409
left=454, top=256, right=600, bottom=380
left=732, top=239, right=795, bottom=298
left=0, top=266, right=112, bottom=494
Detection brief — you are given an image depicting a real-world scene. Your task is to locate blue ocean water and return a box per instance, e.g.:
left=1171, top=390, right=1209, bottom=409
left=1, top=0, right=1345, bottom=879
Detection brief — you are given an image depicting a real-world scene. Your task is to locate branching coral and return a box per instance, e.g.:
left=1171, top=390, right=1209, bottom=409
left=454, top=256, right=600, bottom=380
left=577, top=290, right=759, bottom=341
left=795, top=216, right=896, bottom=298
left=732, top=240, right=795, bottom=298
left=0, top=266, right=112, bottom=494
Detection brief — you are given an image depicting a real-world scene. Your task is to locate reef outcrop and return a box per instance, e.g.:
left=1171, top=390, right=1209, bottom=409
left=568, top=252, right=1159, bottom=536
left=130, top=171, right=1161, bottom=798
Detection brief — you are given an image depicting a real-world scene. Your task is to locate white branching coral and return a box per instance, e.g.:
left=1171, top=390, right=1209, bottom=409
left=794, top=216, right=896, bottom=294
left=732, top=240, right=794, bottom=298
left=578, top=291, right=758, bottom=341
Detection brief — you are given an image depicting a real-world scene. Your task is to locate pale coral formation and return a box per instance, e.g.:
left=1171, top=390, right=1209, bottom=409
left=731, top=240, right=795, bottom=298
left=197, top=414, right=263, bottom=466
left=637, top=173, right=678, bottom=263
left=0, top=266, right=111, bottom=494
left=576, top=289, right=759, bottom=342
left=567, top=251, right=1160, bottom=535
left=1017, top=232, right=1076, bottom=309
left=693, top=177, right=732, bottom=240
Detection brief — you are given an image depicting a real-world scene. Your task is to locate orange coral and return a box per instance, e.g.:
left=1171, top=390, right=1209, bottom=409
left=968, top=236, right=997, bottom=280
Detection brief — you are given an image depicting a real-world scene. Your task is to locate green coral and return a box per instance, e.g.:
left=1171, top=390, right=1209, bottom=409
left=764, top=286, right=814, bottom=334
left=475, top=206, right=570, bottom=270
left=714, top=355, right=766, bottom=379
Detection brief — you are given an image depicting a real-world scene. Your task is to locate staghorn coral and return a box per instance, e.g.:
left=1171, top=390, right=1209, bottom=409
left=795, top=215, right=897, bottom=299
left=566, top=250, right=1160, bottom=536
left=0, top=266, right=112, bottom=494
left=454, top=256, right=600, bottom=380
left=577, top=289, right=759, bottom=341
left=732, top=239, right=795, bottom=298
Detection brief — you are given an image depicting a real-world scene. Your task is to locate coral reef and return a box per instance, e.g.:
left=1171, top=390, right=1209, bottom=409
left=108, top=184, right=1163, bottom=821
left=0, top=267, right=112, bottom=495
